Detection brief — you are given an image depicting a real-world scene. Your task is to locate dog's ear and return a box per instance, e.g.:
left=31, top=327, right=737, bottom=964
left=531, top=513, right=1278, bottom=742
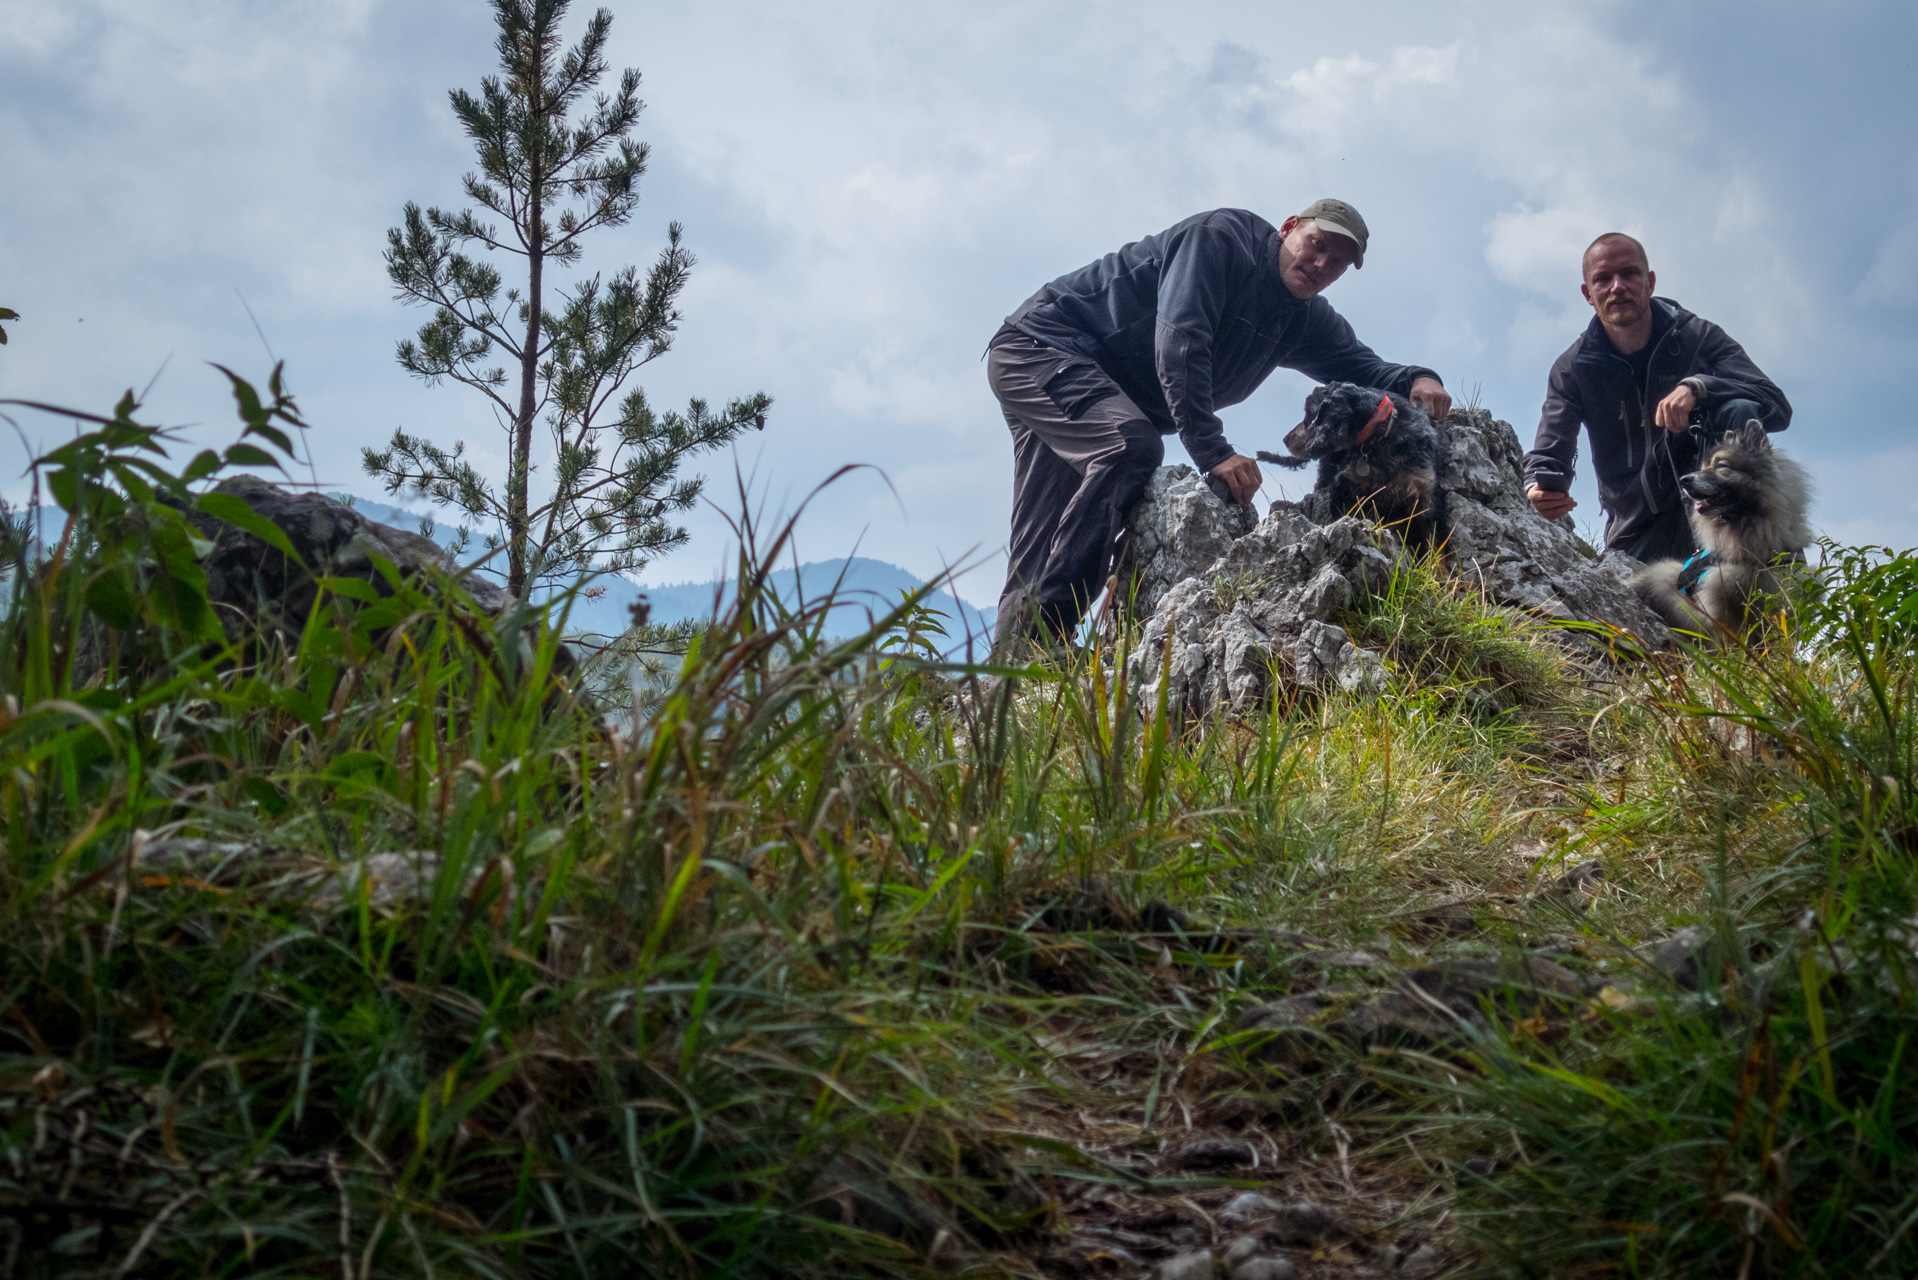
left=1739, top=419, right=1770, bottom=452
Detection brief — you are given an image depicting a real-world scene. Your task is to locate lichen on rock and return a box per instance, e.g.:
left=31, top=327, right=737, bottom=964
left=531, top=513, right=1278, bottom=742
left=1121, top=492, right=1397, bottom=719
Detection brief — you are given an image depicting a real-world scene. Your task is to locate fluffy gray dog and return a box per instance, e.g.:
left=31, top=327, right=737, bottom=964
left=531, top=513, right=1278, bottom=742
left=1632, top=421, right=1812, bottom=638
left=1257, top=381, right=1451, bottom=552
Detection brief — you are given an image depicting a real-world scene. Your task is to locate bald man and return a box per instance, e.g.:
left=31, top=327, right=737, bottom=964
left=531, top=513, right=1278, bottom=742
left=1524, top=233, right=1792, bottom=562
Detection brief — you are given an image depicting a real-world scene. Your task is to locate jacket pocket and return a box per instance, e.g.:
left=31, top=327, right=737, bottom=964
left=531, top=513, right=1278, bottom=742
left=1040, top=360, right=1120, bottom=421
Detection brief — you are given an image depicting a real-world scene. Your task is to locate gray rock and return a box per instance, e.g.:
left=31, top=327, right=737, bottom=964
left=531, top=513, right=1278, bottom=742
left=1640, top=924, right=1713, bottom=990
left=311, top=850, right=445, bottom=908
left=1155, top=1250, right=1218, bottom=1280
left=1121, top=466, right=1258, bottom=617
left=1436, top=411, right=1670, bottom=645
left=1215, top=1193, right=1343, bottom=1244
left=1111, top=408, right=1670, bottom=723
left=182, top=474, right=509, bottom=640
left=1217, top=1192, right=1288, bottom=1232
left=1294, top=618, right=1386, bottom=694
left=1123, top=498, right=1399, bottom=720
left=1398, top=1242, right=1444, bottom=1274
left=1223, top=1236, right=1299, bottom=1280
left=1222, top=1236, right=1266, bottom=1268
left=132, top=832, right=474, bottom=910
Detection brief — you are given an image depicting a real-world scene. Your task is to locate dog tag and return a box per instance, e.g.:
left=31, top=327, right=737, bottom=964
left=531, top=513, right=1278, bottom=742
left=1349, top=458, right=1372, bottom=478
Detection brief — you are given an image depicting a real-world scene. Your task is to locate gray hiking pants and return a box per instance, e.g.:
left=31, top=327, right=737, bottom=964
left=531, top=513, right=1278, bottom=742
left=987, top=334, right=1164, bottom=651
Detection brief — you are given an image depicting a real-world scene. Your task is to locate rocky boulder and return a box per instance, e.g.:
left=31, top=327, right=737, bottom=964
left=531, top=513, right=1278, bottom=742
left=1436, top=409, right=1669, bottom=644
left=1112, top=410, right=1668, bottom=719
left=183, top=475, right=507, bottom=639
left=1119, top=466, right=1258, bottom=618
left=1121, top=483, right=1397, bottom=720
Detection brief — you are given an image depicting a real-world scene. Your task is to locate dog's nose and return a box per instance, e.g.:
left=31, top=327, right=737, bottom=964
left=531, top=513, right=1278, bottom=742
left=1284, top=422, right=1309, bottom=453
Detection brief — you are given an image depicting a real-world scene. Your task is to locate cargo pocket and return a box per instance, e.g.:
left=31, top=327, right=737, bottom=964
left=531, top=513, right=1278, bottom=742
left=1039, top=359, right=1120, bottom=421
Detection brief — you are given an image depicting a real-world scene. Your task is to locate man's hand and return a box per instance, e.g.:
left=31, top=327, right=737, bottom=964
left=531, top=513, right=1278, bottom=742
left=1654, top=382, right=1698, bottom=433
left=1210, top=454, right=1262, bottom=505
left=1410, top=376, right=1452, bottom=420
left=1527, top=484, right=1576, bottom=520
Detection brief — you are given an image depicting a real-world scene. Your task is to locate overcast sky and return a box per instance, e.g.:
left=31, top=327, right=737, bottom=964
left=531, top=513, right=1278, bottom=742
left=3, top=0, right=1915, bottom=605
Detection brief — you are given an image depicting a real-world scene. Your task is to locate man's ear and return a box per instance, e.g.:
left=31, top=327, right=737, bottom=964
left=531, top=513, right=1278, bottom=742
left=1278, top=215, right=1300, bottom=237
left=1646, top=269, right=1656, bottom=293
left=1579, top=280, right=1594, bottom=306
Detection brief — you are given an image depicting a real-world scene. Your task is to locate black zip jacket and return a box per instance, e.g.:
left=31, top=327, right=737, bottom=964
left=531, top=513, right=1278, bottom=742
left=1524, top=298, right=1791, bottom=548
left=999, top=208, right=1439, bottom=474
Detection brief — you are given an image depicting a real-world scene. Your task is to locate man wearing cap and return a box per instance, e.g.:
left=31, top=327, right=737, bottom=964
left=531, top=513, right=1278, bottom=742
left=1523, top=232, right=1792, bottom=561
left=987, top=201, right=1451, bottom=656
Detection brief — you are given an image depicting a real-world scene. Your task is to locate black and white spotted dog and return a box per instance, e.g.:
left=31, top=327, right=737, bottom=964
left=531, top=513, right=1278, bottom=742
left=1258, top=382, right=1452, bottom=552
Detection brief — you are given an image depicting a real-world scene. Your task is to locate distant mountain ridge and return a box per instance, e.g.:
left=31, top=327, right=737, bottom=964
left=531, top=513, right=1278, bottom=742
left=339, top=496, right=995, bottom=644
left=632, top=556, right=996, bottom=645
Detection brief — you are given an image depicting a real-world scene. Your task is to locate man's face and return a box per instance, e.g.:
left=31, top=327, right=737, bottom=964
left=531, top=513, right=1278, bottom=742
left=1581, top=242, right=1656, bottom=329
left=1278, top=217, right=1359, bottom=299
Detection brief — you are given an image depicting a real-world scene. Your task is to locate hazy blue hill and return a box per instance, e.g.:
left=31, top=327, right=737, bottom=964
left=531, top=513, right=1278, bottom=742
left=629, top=556, right=995, bottom=646
left=339, top=496, right=995, bottom=645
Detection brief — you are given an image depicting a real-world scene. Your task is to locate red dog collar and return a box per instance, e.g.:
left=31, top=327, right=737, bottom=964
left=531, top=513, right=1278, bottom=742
left=1355, top=393, right=1396, bottom=446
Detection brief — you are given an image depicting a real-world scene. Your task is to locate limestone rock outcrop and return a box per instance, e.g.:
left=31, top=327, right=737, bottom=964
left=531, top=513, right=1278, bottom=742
left=1121, top=476, right=1397, bottom=718
left=1436, top=410, right=1669, bottom=643
left=1113, top=410, right=1667, bottom=719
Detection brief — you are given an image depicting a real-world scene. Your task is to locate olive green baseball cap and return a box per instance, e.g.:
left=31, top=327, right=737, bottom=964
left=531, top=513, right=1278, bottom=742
left=1297, top=198, right=1368, bottom=267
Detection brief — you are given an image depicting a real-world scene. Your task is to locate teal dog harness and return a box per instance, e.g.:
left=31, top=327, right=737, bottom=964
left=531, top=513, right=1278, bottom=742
left=1674, top=549, right=1714, bottom=598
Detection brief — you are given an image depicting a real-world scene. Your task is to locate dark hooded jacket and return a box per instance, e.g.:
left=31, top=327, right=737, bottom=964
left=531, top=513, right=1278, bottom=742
left=997, top=208, right=1439, bottom=474
left=1524, top=298, right=1791, bottom=549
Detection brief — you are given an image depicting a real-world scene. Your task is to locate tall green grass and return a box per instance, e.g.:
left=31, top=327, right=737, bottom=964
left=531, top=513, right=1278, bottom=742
left=7, top=371, right=1912, bottom=1278
left=1422, top=546, right=1918, bottom=1278
left=0, top=380, right=1060, bottom=1276
left=2, top=375, right=1526, bottom=1275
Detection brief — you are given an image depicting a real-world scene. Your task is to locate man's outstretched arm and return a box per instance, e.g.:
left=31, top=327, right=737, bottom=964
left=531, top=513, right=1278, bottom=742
left=1289, top=303, right=1451, bottom=418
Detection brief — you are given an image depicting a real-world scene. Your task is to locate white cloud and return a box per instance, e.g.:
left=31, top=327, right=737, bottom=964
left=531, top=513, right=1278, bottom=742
left=1484, top=206, right=1612, bottom=297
